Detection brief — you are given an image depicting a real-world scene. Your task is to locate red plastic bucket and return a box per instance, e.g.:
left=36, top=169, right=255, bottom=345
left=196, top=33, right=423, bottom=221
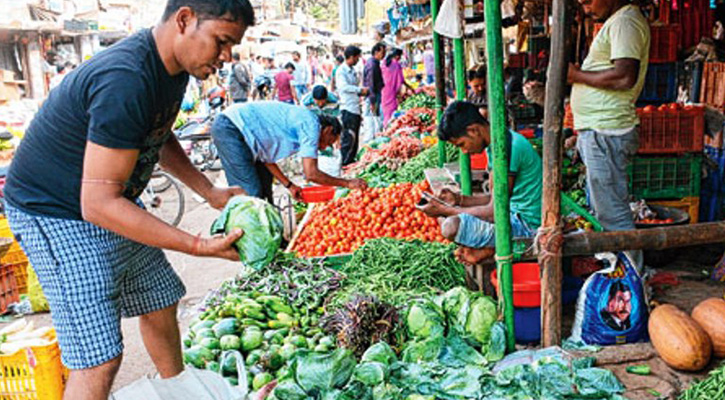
left=301, top=186, right=335, bottom=203
left=490, top=262, right=541, bottom=307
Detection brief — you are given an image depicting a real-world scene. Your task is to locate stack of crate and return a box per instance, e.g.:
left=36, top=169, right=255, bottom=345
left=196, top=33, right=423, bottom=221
left=629, top=105, right=705, bottom=223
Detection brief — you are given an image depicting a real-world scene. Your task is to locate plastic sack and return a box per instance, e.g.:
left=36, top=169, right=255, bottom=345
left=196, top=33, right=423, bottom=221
left=111, top=351, right=248, bottom=400
left=433, top=0, right=463, bottom=39
left=570, top=252, right=649, bottom=345
left=210, top=195, right=284, bottom=270
left=27, top=264, right=49, bottom=312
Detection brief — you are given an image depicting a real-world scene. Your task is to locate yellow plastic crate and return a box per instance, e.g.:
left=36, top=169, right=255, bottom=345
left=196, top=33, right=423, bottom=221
left=0, top=330, right=67, bottom=400
left=0, top=217, right=29, bottom=294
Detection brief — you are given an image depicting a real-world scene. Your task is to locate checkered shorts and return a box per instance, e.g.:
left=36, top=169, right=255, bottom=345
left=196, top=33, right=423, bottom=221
left=5, top=204, right=186, bottom=369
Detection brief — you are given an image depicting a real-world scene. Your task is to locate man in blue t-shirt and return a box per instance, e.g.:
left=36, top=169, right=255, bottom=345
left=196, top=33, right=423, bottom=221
left=419, top=101, right=543, bottom=265
left=212, top=101, right=367, bottom=202
left=3, top=1, right=255, bottom=397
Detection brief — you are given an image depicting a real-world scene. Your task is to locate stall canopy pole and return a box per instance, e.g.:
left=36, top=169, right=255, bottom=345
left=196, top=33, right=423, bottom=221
left=431, top=0, right=448, bottom=167
left=484, top=0, right=515, bottom=351
left=453, top=38, right=472, bottom=195
left=540, top=0, right=569, bottom=347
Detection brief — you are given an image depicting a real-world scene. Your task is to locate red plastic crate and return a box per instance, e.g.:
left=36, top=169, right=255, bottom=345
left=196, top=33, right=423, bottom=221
left=668, top=0, right=714, bottom=50
left=636, top=106, right=705, bottom=154
left=700, top=62, right=725, bottom=109
left=0, top=264, right=20, bottom=314
left=649, top=25, right=680, bottom=63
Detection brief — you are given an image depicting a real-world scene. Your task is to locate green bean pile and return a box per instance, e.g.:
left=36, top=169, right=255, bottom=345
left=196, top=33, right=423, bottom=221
left=679, top=362, right=725, bottom=400
left=328, top=238, right=466, bottom=308
left=394, top=142, right=460, bottom=183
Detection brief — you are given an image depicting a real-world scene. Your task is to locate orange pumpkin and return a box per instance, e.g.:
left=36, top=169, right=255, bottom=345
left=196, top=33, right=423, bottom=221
left=649, top=304, right=712, bottom=371
left=692, top=298, right=725, bottom=358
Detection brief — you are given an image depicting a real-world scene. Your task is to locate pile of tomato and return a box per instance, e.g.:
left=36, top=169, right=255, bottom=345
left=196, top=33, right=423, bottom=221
left=639, top=103, right=701, bottom=113
left=292, top=182, right=446, bottom=257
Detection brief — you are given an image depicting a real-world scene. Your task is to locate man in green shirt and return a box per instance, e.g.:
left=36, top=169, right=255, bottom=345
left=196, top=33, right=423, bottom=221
left=302, top=85, right=340, bottom=117
left=419, top=101, right=542, bottom=264
left=568, top=0, right=649, bottom=232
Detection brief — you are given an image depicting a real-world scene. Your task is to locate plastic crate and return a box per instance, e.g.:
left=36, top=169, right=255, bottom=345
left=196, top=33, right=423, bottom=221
left=650, top=197, right=700, bottom=224
left=628, top=155, right=702, bottom=199
left=508, top=53, right=528, bottom=69
left=700, top=62, right=725, bottom=109
left=638, top=63, right=678, bottom=104
left=0, top=218, right=29, bottom=294
left=670, top=0, right=715, bottom=50
left=649, top=25, right=680, bottom=63
left=636, top=105, right=705, bottom=154
left=0, top=263, right=19, bottom=314
left=0, top=329, right=68, bottom=400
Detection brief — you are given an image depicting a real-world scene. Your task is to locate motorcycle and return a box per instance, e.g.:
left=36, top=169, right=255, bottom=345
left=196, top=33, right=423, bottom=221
left=175, top=86, right=226, bottom=171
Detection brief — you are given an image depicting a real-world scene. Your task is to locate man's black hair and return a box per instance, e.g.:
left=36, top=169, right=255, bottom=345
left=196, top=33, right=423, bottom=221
left=232, top=52, right=241, bottom=61
left=284, top=62, right=296, bottom=70
left=608, top=281, right=631, bottom=299
left=312, top=85, right=328, bottom=100
left=372, top=42, right=387, bottom=55
left=438, top=101, right=489, bottom=141
left=467, top=65, right=487, bottom=81
left=292, top=51, right=301, bottom=58
left=344, top=46, right=362, bottom=59
left=318, top=114, right=342, bottom=136
left=335, top=55, right=344, bottom=64
left=162, top=0, right=255, bottom=27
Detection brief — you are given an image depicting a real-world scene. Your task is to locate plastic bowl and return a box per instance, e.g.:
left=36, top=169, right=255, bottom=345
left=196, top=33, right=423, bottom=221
left=471, top=152, right=488, bottom=170
left=301, top=186, right=335, bottom=203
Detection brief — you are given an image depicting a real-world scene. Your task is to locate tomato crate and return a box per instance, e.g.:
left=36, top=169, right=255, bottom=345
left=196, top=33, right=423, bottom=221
left=638, top=63, right=678, bottom=104
left=0, top=263, right=19, bottom=314
left=649, top=25, right=680, bottom=63
left=700, top=62, right=725, bottom=109
left=628, top=155, right=702, bottom=199
left=636, top=105, right=705, bottom=154
left=650, top=197, right=700, bottom=224
left=0, top=329, right=68, bottom=400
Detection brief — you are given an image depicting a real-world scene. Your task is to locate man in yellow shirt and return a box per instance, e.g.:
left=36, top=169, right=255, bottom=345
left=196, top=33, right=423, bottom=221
left=568, top=0, right=650, bottom=232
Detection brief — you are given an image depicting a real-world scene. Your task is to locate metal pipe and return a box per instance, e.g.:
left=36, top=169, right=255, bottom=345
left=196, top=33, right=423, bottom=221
left=484, top=0, right=516, bottom=351
left=453, top=38, right=472, bottom=195
left=431, top=0, right=448, bottom=167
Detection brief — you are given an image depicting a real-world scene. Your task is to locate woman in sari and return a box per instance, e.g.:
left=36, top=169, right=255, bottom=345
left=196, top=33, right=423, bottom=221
left=381, top=48, right=412, bottom=126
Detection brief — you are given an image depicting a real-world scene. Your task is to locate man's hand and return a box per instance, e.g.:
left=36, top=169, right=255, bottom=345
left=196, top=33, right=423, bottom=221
left=564, top=135, right=578, bottom=150
left=346, top=178, right=368, bottom=190
left=289, top=183, right=303, bottom=201
left=197, top=229, right=244, bottom=261
left=207, top=186, right=246, bottom=210
left=418, top=200, right=449, bottom=218
left=567, top=63, right=580, bottom=84
left=360, top=87, right=369, bottom=96
left=436, top=188, right=460, bottom=206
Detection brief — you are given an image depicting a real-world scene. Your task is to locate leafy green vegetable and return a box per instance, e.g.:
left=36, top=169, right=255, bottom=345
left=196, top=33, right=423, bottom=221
left=574, top=368, right=625, bottom=398
left=465, top=296, right=498, bottom=346
left=438, top=333, right=487, bottom=368
left=210, top=195, right=283, bottom=270
left=272, top=379, right=308, bottom=400
left=361, top=342, right=397, bottom=366
left=401, top=336, right=444, bottom=363
left=484, top=322, right=506, bottom=362
left=406, top=300, right=445, bottom=339
left=293, top=348, right=357, bottom=393
left=353, top=362, right=387, bottom=386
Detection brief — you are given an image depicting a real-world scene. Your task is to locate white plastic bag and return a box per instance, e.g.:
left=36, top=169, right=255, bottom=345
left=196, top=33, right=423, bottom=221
left=434, top=0, right=463, bottom=39
left=110, top=351, right=248, bottom=400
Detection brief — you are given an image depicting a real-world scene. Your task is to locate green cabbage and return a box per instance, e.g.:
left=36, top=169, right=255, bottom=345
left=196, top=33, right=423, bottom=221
left=293, top=348, right=357, bottom=393
left=406, top=301, right=445, bottom=339
left=361, top=342, right=397, bottom=366
left=210, top=195, right=283, bottom=270
left=465, top=296, right=498, bottom=346
left=353, top=362, right=387, bottom=386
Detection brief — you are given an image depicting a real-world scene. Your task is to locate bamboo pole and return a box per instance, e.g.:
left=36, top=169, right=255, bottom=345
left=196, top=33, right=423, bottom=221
left=539, top=0, right=570, bottom=347
left=431, top=0, right=448, bottom=167
left=484, top=0, right=516, bottom=351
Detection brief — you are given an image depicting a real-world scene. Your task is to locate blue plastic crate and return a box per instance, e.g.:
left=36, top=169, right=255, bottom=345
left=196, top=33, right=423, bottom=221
left=514, top=307, right=541, bottom=343
left=700, top=146, right=725, bottom=222
left=638, top=63, right=677, bottom=104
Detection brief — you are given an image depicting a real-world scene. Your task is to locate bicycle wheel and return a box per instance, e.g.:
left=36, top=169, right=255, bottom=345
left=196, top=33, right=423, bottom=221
left=141, top=172, right=185, bottom=227
left=149, top=170, right=173, bottom=192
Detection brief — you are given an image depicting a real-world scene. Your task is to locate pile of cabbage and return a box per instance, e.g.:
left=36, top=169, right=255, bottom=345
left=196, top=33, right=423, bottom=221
left=268, top=287, right=506, bottom=399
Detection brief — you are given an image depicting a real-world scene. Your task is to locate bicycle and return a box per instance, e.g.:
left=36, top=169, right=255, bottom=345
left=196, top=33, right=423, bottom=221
left=141, top=170, right=185, bottom=227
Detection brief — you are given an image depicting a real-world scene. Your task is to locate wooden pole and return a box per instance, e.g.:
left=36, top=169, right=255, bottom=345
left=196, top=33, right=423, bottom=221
left=513, top=222, right=725, bottom=260
left=540, top=0, right=569, bottom=347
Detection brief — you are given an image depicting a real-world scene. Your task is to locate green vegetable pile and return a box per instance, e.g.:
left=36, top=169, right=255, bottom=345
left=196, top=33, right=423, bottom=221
left=399, top=93, right=436, bottom=110
left=679, top=362, right=725, bottom=400
left=329, top=238, right=467, bottom=308
left=184, top=292, right=336, bottom=391
left=357, top=163, right=398, bottom=188
left=210, top=195, right=284, bottom=270
left=394, top=143, right=460, bottom=184
left=481, top=357, right=627, bottom=399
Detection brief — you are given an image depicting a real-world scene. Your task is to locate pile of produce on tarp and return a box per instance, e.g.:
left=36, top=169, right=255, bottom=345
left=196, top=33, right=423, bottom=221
left=381, top=107, right=436, bottom=137
left=398, top=93, right=436, bottom=111
left=291, top=183, right=445, bottom=257
left=344, top=136, right=425, bottom=181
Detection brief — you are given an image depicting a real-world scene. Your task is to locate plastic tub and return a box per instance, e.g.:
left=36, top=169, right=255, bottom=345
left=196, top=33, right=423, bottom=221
left=514, top=307, right=541, bottom=343
left=301, top=186, right=335, bottom=203
left=490, top=263, right=583, bottom=307
left=470, top=152, right=488, bottom=170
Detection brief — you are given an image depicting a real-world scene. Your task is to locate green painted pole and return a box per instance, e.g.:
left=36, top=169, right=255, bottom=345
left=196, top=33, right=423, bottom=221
left=484, top=0, right=515, bottom=351
left=453, top=38, right=472, bottom=195
left=431, top=0, right=447, bottom=167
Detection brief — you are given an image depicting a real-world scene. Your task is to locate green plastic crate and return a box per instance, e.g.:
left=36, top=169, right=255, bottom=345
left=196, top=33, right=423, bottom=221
left=627, top=155, right=702, bottom=199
